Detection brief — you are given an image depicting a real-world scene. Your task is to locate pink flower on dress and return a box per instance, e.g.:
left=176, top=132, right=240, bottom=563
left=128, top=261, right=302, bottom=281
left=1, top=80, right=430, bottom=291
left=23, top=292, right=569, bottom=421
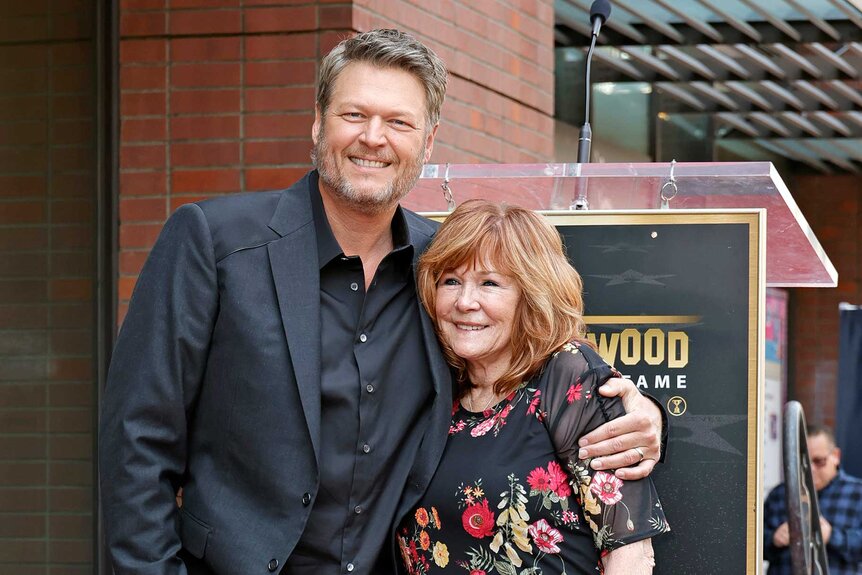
left=527, top=466, right=552, bottom=491
left=527, top=390, right=541, bottom=415
left=471, top=417, right=495, bottom=437
left=589, top=471, right=624, bottom=505
left=566, top=382, right=583, bottom=403
left=547, top=460, right=572, bottom=498
left=561, top=510, right=579, bottom=525
left=462, top=499, right=495, bottom=538
left=449, top=420, right=466, bottom=435
left=529, top=519, right=564, bottom=554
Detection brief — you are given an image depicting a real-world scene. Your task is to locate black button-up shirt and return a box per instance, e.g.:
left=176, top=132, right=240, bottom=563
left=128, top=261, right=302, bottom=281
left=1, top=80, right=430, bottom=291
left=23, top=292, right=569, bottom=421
left=284, top=185, right=434, bottom=575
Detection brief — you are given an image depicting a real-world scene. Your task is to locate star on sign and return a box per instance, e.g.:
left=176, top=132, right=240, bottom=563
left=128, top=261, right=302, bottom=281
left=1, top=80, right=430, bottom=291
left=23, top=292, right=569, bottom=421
left=671, top=414, right=749, bottom=456
left=589, top=269, right=675, bottom=286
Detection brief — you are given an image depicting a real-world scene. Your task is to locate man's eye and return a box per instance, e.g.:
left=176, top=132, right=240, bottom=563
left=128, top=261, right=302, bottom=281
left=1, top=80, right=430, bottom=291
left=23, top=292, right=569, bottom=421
left=344, top=113, right=364, bottom=120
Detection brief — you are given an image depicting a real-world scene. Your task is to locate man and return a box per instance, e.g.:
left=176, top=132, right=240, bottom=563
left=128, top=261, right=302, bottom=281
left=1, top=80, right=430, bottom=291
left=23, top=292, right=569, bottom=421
left=100, top=29, right=664, bottom=575
left=764, top=425, right=862, bottom=574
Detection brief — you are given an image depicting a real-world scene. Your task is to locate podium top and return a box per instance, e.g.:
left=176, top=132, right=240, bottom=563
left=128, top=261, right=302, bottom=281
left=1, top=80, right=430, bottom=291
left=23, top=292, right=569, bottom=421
left=405, top=161, right=836, bottom=288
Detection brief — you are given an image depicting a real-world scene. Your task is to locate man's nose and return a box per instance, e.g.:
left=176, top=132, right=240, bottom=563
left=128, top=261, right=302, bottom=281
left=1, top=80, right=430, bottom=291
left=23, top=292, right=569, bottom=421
left=359, top=117, right=386, bottom=147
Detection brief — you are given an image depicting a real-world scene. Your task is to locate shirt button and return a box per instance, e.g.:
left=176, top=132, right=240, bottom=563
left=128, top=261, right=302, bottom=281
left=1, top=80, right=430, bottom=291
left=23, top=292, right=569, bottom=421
left=359, top=333, right=367, bottom=343
left=350, top=282, right=359, bottom=291
left=267, top=559, right=279, bottom=572
left=362, top=443, right=371, bottom=453
left=366, top=384, right=374, bottom=393
left=346, top=564, right=355, bottom=573
left=354, top=505, right=363, bottom=514
left=301, top=492, right=311, bottom=506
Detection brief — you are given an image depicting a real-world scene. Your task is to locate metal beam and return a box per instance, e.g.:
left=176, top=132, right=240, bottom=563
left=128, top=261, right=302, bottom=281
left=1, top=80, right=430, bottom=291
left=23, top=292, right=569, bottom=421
left=793, top=80, right=840, bottom=110
left=716, top=112, right=761, bottom=137
left=768, top=44, right=823, bottom=78
left=692, top=0, right=762, bottom=42
left=612, top=0, right=686, bottom=44
left=619, top=47, right=681, bottom=80
left=760, top=81, right=806, bottom=110
left=756, top=139, right=831, bottom=172
left=798, top=140, right=858, bottom=172
left=809, top=42, right=857, bottom=77
left=733, top=44, right=786, bottom=78
left=828, top=80, right=862, bottom=107
left=651, top=0, right=724, bottom=42
left=749, top=112, right=793, bottom=137
left=735, top=0, right=802, bottom=41
left=696, top=45, right=751, bottom=79
left=724, top=82, right=773, bottom=111
left=592, top=49, right=646, bottom=80
left=689, top=81, right=739, bottom=110
left=655, top=82, right=707, bottom=110
left=810, top=111, right=853, bottom=136
left=780, top=112, right=823, bottom=137
left=782, top=0, right=841, bottom=40
left=657, top=46, right=717, bottom=80
left=823, top=0, right=862, bottom=29
left=558, top=0, right=648, bottom=44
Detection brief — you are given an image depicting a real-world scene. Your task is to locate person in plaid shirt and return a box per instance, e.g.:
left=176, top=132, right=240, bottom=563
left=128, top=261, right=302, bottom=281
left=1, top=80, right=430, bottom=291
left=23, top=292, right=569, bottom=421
left=764, top=424, right=862, bottom=574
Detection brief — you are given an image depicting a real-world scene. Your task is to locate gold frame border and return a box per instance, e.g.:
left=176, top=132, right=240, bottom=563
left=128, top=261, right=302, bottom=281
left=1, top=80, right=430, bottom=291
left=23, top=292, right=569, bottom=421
left=424, top=209, right=766, bottom=573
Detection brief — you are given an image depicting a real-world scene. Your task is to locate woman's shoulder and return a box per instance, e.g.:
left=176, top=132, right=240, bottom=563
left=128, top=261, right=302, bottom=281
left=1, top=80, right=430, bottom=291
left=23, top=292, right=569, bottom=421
left=544, top=340, right=611, bottom=377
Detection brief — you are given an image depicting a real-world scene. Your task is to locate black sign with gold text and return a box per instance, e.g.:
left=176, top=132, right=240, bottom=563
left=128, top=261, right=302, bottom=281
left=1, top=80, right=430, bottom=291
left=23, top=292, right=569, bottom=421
left=549, top=211, right=764, bottom=575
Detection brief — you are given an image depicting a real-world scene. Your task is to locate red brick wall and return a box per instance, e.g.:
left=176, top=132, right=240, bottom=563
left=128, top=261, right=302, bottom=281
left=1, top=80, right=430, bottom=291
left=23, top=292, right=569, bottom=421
left=788, top=174, right=862, bottom=427
left=118, top=0, right=556, bottom=319
left=0, top=1, right=96, bottom=572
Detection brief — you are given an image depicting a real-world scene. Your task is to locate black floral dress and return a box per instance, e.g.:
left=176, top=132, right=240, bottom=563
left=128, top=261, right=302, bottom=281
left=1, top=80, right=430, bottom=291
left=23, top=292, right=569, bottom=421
left=396, top=342, right=669, bottom=575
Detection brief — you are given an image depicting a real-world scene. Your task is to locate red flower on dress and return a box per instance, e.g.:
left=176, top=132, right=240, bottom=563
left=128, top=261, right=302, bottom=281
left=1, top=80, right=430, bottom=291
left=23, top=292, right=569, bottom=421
left=462, top=499, right=495, bottom=538
left=470, top=571, right=487, bottom=575
left=527, top=390, right=541, bottom=415
left=527, top=466, right=552, bottom=491
left=471, top=417, right=495, bottom=437
left=415, top=507, right=430, bottom=527
left=547, top=460, right=572, bottom=498
left=566, top=382, right=583, bottom=403
left=589, top=471, right=624, bottom=505
left=449, top=420, right=466, bottom=435
left=529, top=519, right=564, bottom=554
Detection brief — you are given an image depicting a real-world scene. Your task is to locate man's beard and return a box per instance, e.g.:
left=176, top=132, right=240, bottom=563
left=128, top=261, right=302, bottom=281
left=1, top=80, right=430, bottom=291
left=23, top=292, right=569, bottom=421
left=311, top=129, right=426, bottom=215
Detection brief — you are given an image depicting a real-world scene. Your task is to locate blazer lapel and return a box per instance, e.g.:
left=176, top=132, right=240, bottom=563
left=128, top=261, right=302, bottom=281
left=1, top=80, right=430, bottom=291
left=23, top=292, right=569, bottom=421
left=267, top=175, right=322, bottom=464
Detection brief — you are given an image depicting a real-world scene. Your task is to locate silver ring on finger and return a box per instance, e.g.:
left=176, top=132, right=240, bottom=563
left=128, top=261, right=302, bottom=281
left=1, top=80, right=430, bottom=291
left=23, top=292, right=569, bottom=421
left=633, top=446, right=645, bottom=462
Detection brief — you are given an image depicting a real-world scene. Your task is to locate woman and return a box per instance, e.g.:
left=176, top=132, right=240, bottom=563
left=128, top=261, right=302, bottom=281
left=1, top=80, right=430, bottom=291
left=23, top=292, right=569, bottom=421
left=397, top=200, right=668, bottom=574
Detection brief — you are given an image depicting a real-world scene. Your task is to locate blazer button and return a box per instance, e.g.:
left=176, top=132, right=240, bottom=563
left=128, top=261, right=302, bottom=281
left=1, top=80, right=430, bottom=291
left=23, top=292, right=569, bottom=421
left=302, top=492, right=312, bottom=506
left=267, top=558, right=279, bottom=572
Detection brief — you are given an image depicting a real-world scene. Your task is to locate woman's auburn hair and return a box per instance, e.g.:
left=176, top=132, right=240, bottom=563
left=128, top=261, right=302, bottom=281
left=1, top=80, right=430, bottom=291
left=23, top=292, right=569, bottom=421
left=417, top=199, right=590, bottom=396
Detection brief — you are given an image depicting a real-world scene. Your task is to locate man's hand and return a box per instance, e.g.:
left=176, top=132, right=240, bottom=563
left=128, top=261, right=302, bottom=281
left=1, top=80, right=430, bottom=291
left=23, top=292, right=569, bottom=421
left=773, top=522, right=790, bottom=547
left=577, top=377, right=662, bottom=480
left=819, top=517, right=832, bottom=544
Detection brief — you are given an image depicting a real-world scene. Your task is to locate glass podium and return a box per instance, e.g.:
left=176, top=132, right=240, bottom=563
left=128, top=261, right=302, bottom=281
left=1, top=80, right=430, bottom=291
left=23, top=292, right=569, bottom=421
left=408, top=162, right=836, bottom=288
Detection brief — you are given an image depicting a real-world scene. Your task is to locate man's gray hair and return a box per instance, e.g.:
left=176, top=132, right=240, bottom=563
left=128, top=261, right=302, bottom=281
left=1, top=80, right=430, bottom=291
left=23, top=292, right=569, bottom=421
left=316, top=29, right=448, bottom=128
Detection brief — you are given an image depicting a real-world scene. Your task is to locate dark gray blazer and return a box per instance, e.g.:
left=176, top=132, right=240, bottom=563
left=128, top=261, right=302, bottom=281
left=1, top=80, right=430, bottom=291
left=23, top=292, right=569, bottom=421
left=99, top=172, right=454, bottom=575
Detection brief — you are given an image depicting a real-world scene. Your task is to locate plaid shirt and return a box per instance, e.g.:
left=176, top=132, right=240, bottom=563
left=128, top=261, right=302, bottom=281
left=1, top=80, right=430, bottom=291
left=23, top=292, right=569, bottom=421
left=764, top=469, right=862, bottom=575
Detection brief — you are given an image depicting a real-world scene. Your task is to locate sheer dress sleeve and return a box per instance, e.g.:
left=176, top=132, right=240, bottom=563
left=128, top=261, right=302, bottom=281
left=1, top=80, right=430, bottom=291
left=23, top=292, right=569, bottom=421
left=539, top=341, right=670, bottom=552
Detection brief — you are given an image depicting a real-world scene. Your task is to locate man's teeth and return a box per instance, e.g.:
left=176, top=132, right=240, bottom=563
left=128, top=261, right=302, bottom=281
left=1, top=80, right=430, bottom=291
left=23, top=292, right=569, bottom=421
left=351, top=158, right=388, bottom=168
left=457, top=324, right=485, bottom=331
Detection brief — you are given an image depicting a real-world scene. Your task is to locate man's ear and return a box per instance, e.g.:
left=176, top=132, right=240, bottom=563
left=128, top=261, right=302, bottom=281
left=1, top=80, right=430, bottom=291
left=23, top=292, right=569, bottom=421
left=423, top=123, right=439, bottom=163
left=834, top=447, right=841, bottom=463
left=312, top=105, right=322, bottom=145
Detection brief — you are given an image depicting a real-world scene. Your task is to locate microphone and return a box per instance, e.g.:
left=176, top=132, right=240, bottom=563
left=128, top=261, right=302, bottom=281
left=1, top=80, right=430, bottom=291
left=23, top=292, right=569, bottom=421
left=577, top=0, right=611, bottom=165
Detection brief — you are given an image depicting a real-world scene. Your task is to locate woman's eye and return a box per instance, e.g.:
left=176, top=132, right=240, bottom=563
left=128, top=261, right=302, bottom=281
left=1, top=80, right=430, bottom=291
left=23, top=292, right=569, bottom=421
left=441, top=278, right=460, bottom=286
left=482, top=280, right=499, bottom=287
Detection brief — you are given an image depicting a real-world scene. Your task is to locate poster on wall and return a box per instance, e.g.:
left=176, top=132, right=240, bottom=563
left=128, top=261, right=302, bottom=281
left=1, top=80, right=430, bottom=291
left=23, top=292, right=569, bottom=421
left=763, top=288, right=788, bottom=495
left=546, top=210, right=765, bottom=575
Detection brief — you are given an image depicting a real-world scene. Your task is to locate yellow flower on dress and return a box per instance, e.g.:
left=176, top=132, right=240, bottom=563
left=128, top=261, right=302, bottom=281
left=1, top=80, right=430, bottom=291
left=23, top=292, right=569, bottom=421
left=419, top=530, right=431, bottom=551
left=432, top=541, right=449, bottom=567
left=415, top=507, right=430, bottom=528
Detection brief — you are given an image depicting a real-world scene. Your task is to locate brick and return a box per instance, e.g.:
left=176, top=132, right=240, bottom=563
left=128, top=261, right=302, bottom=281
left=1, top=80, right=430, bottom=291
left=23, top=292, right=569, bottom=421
left=170, top=89, right=239, bottom=114
left=120, top=223, right=164, bottom=248
left=53, top=94, right=92, bottom=119
left=0, top=538, right=46, bottom=562
left=120, top=171, right=167, bottom=196
left=244, top=140, right=311, bottom=165
left=244, top=6, right=316, bottom=33
left=169, top=10, right=241, bottom=35
left=171, top=168, right=241, bottom=193
left=0, top=253, right=48, bottom=277
left=51, top=199, right=93, bottom=224
left=120, top=65, right=166, bottom=90
left=0, top=95, right=47, bottom=121
left=49, top=514, right=92, bottom=538
left=52, top=226, right=93, bottom=250
left=171, top=141, right=239, bottom=168
left=244, top=167, right=308, bottom=191
left=171, top=62, right=241, bottom=88
left=0, top=462, right=46, bottom=486
left=48, top=409, right=91, bottom=433
left=119, top=251, right=150, bottom=275
left=244, top=61, right=316, bottom=87
left=121, top=145, right=165, bottom=170
left=48, top=538, right=93, bottom=564
left=53, top=148, right=95, bottom=172
left=0, top=384, right=46, bottom=407
left=120, top=197, right=166, bottom=222
left=245, top=87, right=314, bottom=112
left=0, top=488, right=46, bottom=512
left=0, top=16, right=50, bottom=45
left=51, top=252, right=94, bottom=277
left=245, top=34, right=317, bottom=60
left=0, top=175, right=46, bottom=198
left=120, top=39, right=167, bottom=63
left=170, top=0, right=238, bottom=7
left=319, top=5, right=351, bottom=28
left=0, top=412, right=46, bottom=434
left=49, top=462, right=92, bottom=487
left=51, top=41, right=92, bottom=66
left=0, top=280, right=47, bottom=303
left=0, top=229, right=47, bottom=250
left=51, top=330, right=92, bottom=355
left=0, top=330, right=47, bottom=354
left=120, top=0, right=165, bottom=8
left=0, top=201, right=45, bottom=224
left=0, top=514, right=44, bottom=537
left=245, top=114, right=313, bottom=138
left=0, top=121, right=48, bottom=146
left=120, top=11, right=166, bottom=37
left=118, top=276, right=137, bottom=301
left=48, top=279, right=92, bottom=301
left=171, top=37, right=241, bottom=62
left=121, top=117, right=167, bottom=142
left=0, top=68, right=48, bottom=95
left=0, top=148, right=48, bottom=172
left=48, top=487, right=91, bottom=512
left=171, top=115, right=239, bottom=141
left=49, top=435, right=92, bottom=460
left=121, top=92, right=167, bottom=116
left=53, top=119, right=94, bottom=145
left=52, top=12, right=93, bottom=40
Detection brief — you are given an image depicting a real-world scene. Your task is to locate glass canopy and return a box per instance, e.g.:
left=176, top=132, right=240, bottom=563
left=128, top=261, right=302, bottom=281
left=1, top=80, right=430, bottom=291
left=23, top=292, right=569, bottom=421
left=406, top=161, right=836, bottom=287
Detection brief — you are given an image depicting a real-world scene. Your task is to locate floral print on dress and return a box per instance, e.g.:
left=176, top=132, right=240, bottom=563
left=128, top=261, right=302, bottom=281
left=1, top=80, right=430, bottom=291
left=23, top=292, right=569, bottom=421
left=397, top=341, right=669, bottom=575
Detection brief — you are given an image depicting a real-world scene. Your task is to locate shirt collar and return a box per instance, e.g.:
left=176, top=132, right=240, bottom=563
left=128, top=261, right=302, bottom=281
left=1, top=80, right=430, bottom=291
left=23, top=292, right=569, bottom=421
left=310, top=173, right=414, bottom=270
